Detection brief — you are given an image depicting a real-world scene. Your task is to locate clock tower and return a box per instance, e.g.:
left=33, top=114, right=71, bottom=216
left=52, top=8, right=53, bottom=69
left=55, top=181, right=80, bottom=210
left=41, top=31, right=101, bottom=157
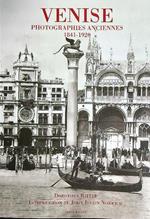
left=13, top=45, right=39, bottom=148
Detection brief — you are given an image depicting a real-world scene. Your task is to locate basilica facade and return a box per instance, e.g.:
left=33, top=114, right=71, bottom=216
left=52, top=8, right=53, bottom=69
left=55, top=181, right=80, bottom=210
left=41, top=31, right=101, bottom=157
left=78, top=36, right=150, bottom=158
left=0, top=46, right=66, bottom=154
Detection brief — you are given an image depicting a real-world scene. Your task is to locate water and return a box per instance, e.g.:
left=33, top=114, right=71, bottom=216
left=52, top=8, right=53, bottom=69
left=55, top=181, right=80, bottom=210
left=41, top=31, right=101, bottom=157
left=0, top=168, right=150, bottom=219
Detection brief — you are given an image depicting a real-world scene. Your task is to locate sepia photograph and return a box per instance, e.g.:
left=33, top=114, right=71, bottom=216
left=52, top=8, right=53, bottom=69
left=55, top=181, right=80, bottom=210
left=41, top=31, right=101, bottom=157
left=0, top=0, right=150, bottom=218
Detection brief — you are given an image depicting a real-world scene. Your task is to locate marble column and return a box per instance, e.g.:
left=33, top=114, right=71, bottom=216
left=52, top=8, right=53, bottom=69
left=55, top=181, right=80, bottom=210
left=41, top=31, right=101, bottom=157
left=63, top=51, right=84, bottom=148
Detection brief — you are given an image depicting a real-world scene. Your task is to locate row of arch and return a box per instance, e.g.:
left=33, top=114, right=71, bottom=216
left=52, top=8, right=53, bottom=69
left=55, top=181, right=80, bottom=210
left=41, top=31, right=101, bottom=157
left=78, top=108, right=150, bottom=140
left=95, top=70, right=150, bottom=86
left=79, top=106, right=150, bottom=123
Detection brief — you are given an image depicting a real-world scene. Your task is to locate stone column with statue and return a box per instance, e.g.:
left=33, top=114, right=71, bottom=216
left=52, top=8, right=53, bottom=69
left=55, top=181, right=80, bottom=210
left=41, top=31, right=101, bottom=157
left=54, top=37, right=84, bottom=169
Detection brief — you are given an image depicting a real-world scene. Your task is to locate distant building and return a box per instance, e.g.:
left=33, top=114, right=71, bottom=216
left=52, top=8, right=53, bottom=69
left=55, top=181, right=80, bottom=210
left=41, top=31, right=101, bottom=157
left=0, top=46, right=66, bottom=154
left=78, top=36, right=150, bottom=157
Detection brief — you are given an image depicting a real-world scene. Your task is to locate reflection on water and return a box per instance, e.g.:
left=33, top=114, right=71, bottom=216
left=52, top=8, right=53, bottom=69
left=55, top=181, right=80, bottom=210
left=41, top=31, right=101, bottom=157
left=0, top=169, right=150, bottom=219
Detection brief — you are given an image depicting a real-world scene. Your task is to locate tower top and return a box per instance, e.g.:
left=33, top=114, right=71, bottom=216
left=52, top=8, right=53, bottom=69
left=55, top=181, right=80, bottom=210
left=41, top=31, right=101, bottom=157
left=13, top=46, right=38, bottom=68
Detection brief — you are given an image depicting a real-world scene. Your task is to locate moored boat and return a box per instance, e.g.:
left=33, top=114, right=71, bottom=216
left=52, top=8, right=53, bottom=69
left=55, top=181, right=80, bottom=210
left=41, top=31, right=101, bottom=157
left=107, top=167, right=150, bottom=177
left=107, top=167, right=141, bottom=176
left=58, top=165, right=142, bottom=192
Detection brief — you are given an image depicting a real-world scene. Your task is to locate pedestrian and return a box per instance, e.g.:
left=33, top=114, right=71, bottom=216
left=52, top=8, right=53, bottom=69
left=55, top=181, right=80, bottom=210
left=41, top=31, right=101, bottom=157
left=71, top=157, right=81, bottom=178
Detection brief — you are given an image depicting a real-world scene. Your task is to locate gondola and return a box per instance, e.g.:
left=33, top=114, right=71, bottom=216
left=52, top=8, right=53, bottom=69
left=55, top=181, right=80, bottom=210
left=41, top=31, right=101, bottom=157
left=58, top=166, right=142, bottom=192
left=108, top=167, right=150, bottom=177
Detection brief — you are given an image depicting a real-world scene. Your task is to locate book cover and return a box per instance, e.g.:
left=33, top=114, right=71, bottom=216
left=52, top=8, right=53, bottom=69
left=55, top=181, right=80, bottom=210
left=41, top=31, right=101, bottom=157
left=0, top=0, right=150, bottom=218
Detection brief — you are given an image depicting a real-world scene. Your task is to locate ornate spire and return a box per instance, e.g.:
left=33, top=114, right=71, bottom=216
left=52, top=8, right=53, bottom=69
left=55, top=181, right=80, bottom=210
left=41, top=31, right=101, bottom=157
left=99, top=46, right=102, bottom=62
left=110, top=47, right=113, bottom=62
left=87, top=36, right=91, bottom=50
left=24, top=44, right=29, bottom=55
left=24, top=44, right=29, bottom=62
left=92, top=35, right=99, bottom=60
left=145, top=45, right=149, bottom=63
left=127, top=34, right=135, bottom=60
left=128, top=33, right=133, bottom=52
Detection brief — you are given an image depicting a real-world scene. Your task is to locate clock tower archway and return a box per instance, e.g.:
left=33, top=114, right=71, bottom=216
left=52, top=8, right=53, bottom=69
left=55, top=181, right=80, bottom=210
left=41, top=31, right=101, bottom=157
left=18, top=128, right=32, bottom=149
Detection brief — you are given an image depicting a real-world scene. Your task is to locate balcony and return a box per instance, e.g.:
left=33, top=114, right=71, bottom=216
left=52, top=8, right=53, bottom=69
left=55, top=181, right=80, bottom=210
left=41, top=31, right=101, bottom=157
left=80, top=96, right=150, bottom=105
left=96, top=96, right=127, bottom=104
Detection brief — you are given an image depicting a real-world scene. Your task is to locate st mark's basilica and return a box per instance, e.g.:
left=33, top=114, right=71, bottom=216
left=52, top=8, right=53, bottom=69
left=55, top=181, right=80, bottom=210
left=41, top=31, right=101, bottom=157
left=78, top=36, right=150, bottom=158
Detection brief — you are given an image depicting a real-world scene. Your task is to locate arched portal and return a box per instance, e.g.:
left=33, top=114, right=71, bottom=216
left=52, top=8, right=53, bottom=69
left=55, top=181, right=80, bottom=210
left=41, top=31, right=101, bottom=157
left=18, top=128, right=32, bottom=148
left=97, top=107, right=125, bottom=157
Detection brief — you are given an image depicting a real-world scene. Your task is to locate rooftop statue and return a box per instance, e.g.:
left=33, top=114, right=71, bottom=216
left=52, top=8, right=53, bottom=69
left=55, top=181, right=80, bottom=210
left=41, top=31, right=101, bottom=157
left=53, top=37, right=82, bottom=54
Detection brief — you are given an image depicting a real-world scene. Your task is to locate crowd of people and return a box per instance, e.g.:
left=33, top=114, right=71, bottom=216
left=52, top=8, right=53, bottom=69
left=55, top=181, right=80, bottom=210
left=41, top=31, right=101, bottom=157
left=6, top=154, right=35, bottom=171
left=112, top=147, right=150, bottom=161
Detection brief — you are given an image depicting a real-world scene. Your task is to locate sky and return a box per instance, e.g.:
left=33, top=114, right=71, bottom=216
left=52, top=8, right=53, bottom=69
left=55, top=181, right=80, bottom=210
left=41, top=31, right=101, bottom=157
left=0, top=0, right=150, bottom=89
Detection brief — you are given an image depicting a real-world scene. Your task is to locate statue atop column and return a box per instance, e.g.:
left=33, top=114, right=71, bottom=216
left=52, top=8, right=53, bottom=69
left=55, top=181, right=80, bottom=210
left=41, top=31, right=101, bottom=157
left=53, top=37, right=83, bottom=54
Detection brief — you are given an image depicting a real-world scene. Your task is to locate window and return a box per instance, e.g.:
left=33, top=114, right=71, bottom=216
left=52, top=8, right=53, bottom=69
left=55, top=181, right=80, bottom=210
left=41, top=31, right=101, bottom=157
left=38, top=114, right=48, bottom=124
left=148, top=87, right=150, bottom=96
left=4, top=105, right=14, bottom=110
left=43, top=128, right=47, bottom=136
left=4, top=86, right=7, bottom=91
left=139, top=124, right=150, bottom=137
left=52, top=128, right=56, bottom=136
left=57, top=127, right=62, bottom=136
left=39, top=105, right=49, bottom=110
left=39, top=105, right=43, bottom=110
left=114, top=87, right=118, bottom=96
left=38, top=128, right=47, bottom=136
left=43, top=87, right=47, bottom=92
left=52, top=128, right=62, bottom=136
left=57, top=88, right=61, bottom=92
left=120, top=87, right=124, bottom=96
left=103, top=87, right=107, bottom=96
left=39, top=114, right=43, bottom=124
left=53, top=105, right=62, bottom=111
left=53, top=114, right=62, bottom=124
left=137, top=87, right=141, bottom=96
left=38, top=128, right=42, bottom=136
left=44, top=114, right=48, bottom=124
left=58, top=114, right=62, bottom=124
left=9, top=86, right=12, bottom=91
left=53, top=114, right=57, bottom=124
left=24, top=90, right=30, bottom=98
left=97, top=88, right=101, bottom=96
left=142, top=87, right=146, bottom=96
left=52, top=88, right=55, bottom=92
left=4, top=128, right=13, bottom=135
left=56, top=94, right=61, bottom=99
left=109, top=87, right=113, bottom=96
left=44, top=105, right=49, bottom=110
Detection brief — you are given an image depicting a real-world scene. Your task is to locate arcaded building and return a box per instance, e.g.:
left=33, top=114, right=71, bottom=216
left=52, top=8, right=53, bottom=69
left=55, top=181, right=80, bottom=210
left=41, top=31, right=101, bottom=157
left=78, top=36, right=150, bottom=158
left=0, top=46, right=66, bottom=154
